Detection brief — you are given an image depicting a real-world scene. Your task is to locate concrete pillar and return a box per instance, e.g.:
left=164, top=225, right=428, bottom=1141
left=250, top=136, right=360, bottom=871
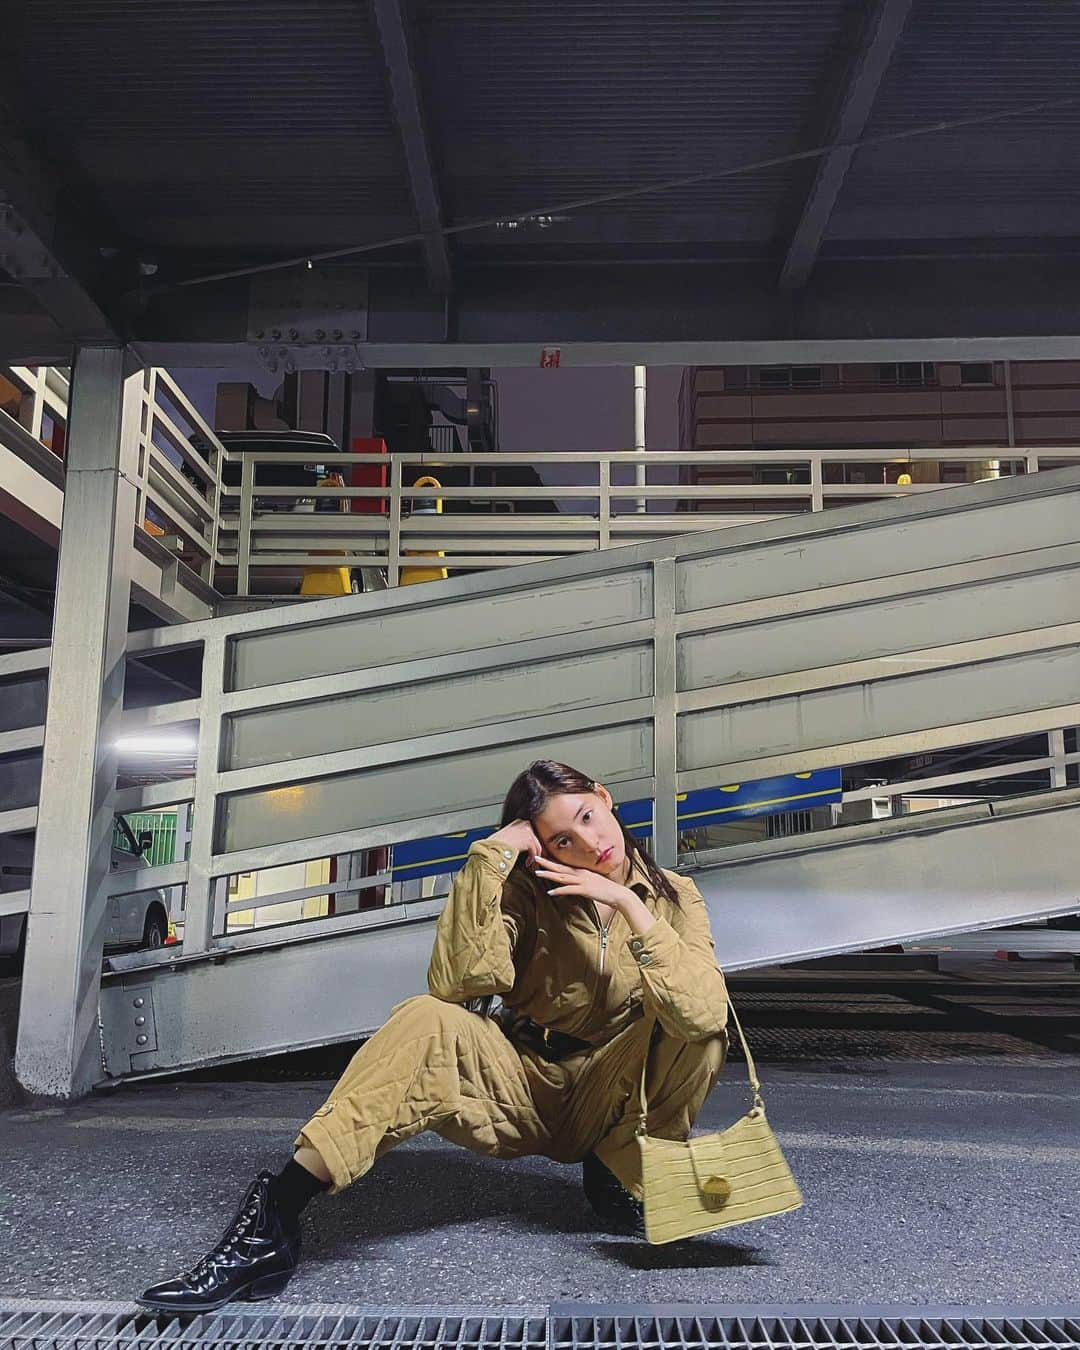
left=15, top=346, right=141, bottom=1099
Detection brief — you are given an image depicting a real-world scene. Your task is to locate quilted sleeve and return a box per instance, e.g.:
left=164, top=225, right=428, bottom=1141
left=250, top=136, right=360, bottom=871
left=426, top=838, right=526, bottom=1002
left=629, top=876, right=729, bottom=1042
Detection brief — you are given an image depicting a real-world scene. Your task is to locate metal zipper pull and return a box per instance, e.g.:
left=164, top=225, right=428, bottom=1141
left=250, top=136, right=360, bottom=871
left=599, top=927, right=608, bottom=974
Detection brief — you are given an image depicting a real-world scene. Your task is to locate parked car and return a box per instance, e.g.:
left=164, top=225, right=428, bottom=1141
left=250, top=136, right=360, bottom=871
left=0, top=816, right=171, bottom=971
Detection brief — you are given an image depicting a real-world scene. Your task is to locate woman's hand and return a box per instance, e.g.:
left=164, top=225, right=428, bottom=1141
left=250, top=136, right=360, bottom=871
left=530, top=857, right=634, bottom=909
left=487, top=819, right=545, bottom=869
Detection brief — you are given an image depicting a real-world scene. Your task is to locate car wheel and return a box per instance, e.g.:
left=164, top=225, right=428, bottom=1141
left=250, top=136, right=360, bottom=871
left=141, top=908, right=168, bottom=950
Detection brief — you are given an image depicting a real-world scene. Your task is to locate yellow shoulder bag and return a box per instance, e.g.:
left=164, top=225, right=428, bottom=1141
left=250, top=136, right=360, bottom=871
left=636, top=1001, right=803, bottom=1244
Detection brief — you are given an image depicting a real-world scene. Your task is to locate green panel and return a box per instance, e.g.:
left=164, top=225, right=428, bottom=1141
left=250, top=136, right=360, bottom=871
left=114, top=812, right=178, bottom=866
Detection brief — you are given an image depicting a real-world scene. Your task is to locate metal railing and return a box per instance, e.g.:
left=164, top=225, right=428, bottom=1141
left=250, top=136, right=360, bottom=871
left=6, top=362, right=1080, bottom=599
left=96, top=464, right=1080, bottom=968
left=217, top=444, right=1080, bottom=595
left=2, top=363, right=225, bottom=588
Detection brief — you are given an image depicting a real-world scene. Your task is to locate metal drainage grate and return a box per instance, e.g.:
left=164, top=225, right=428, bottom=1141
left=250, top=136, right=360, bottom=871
left=550, top=1312, right=1080, bottom=1350
left=2, top=1306, right=1080, bottom=1350
left=0, top=1305, right=548, bottom=1350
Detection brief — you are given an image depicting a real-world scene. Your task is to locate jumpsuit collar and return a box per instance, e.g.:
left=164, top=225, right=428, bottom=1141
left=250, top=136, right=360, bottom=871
left=626, top=852, right=659, bottom=904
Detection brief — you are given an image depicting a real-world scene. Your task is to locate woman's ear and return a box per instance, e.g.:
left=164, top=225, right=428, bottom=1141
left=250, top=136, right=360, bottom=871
left=594, top=783, right=614, bottom=810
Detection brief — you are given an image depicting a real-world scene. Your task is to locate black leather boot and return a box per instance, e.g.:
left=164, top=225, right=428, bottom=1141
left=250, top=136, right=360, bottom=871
left=581, top=1151, right=645, bottom=1236
left=138, top=1172, right=300, bottom=1313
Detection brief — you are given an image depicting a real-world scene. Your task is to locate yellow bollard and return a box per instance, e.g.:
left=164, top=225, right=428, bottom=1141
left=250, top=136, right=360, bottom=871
left=300, top=471, right=353, bottom=596
left=401, top=474, right=448, bottom=585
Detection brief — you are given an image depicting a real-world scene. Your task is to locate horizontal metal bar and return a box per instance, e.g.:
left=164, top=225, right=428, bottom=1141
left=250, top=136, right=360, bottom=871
left=124, top=466, right=1080, bottom=652
left=211, top=773, right=656, bottom=876
left=677, top=702, right=1080, bottom=793
left=210, top=444, right=1080, bottom=466
left=215, top=897, right=437, bottom=950
left=219, top=871, right=393, bottom=915
left=234, top=551, right=563, bottom=568
left=118, top=700, right=200, bottom=732
left=685, top=783, right=1080, bottom=871
left=235, top=482, right=813, bottom=502
left=106, top=860, right=190, bottom=897
left=215, top=696, right=654, bottom=795
left=608, top=483, right=810, bottom=499
left=145, top=449, right=217, bottom=524
left=151, top=368, right=225, bottom=447
left=227, top=512, right=771, bottom=536
left=842, top=749, right=1080, bottom=803
left=222, top=621, right=652, bottom=714
left=0, top=805, right=38, bottom=835
left=676, top=540, right=1080, bottom=634
left=0, top=725, right=44, bottom=756
left=907, top=928, right=1080, bottom=952
left=0, top=647, right=51, bottom=677
left=145, top=402, right=225, bottom=492
left=141, top=482, right=214, bottom=549
left=242, top=484, right=607, bottom=499
left=111, top=896, right=449, bottom=977
left=0, top=889, right=30, bottom=918
left=677, top=622, right=1080, bottom=714
left=113, top=779, right=195, bottom=813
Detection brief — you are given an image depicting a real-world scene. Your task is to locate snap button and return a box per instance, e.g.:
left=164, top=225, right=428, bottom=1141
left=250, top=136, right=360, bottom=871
left=639, top=953, right=653, bottom=966
left=498, top=862, right=507, bottom=871
left=503, top=850, right=513, bottom=859
left=629, top=938, right=644, bottom=951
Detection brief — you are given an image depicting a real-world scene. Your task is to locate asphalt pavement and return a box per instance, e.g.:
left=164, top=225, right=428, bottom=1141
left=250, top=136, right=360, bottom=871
left=1, top=963, right=1077, bottom=1309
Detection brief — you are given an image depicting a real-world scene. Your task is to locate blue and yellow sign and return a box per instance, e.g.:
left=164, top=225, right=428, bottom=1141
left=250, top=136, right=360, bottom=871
left=390, top=769, right=841, bottom=883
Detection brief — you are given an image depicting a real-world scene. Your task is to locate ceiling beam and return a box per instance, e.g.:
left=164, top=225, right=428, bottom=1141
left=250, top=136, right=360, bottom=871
left=779, top=0, right=915, bottom=291
left=370, top=0, right=454, bottom=295
left=0, top=96, right=117, bottom=342
left=99, top=253, right=1080, bottom=369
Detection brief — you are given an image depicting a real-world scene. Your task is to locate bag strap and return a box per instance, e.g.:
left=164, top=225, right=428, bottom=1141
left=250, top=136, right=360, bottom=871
left=637, top=997, right=763, bottom=1135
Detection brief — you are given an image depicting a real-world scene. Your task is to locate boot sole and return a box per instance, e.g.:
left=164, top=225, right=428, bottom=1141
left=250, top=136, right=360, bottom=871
left=136, top=1269, right=293, bottom=1315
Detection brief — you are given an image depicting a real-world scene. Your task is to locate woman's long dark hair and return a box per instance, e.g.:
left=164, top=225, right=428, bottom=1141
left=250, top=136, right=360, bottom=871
left=500, top=759, right=680, bottom=906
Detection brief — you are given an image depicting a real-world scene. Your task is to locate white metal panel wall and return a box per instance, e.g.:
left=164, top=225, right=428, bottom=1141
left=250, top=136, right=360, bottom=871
left=679, top=565, right=1080, bottom=688
left=94, top=464, right=1080, bottom=1082
left=223, top=721, right=656, bottom=854
left=230, top=570, right=653, bottom=688
left=674, top=492, right=1080, bottom=612
left=226, top=644, right=653, bottom=772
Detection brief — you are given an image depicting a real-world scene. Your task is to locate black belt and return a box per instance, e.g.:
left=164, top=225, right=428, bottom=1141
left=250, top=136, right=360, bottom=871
left=498, top=1003, right=643, bottom=1062
left=498, top=1010, right=594, bottom=1062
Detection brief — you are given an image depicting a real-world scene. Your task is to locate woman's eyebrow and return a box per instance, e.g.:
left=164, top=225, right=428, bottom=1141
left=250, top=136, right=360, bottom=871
left=541, top=803, right=587, bottom=846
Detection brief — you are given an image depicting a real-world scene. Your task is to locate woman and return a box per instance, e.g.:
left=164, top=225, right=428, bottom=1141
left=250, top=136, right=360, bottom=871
left=139, top=760, right=730, bottom=1312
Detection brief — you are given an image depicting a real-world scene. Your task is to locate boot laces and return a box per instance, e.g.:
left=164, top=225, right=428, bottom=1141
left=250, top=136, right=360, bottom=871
left=187, top=1193, right=263, bottom=1281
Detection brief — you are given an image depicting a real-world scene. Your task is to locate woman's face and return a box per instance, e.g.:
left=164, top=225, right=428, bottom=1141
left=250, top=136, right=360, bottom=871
left=533, top=786, right=628, bottom=880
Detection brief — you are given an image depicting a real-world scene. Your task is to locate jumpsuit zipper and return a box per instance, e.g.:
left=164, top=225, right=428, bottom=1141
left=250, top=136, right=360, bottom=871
left=590, top=901, right=613, bottom=976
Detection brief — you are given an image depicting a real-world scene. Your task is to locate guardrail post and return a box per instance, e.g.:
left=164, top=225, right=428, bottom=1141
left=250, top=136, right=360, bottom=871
left=1049, top=728, right=1068, bottom=789
left=810, top=455, right=824, bottom=512
left=598, top=459, right=611, bottom=549
left=652, top=557, right=678, bottom=866
left=15, top=346, right=142, bottom=1099
left=387, top=455, right=403, bottom=586
left=29, top=365, right=46, bottom=440
left=237, top=453, right=254, bottom=596
left=181, top=634, right=228, bottom=954
left=205, top=421, right=222, bottom=590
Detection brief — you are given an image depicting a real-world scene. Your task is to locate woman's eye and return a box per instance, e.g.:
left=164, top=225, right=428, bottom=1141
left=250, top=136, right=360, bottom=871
left=583, top=812, right=592, bottom=823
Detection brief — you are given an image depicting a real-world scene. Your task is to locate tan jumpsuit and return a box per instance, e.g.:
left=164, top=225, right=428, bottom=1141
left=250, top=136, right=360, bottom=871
left=296, top=838, right=730, bottom=1199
